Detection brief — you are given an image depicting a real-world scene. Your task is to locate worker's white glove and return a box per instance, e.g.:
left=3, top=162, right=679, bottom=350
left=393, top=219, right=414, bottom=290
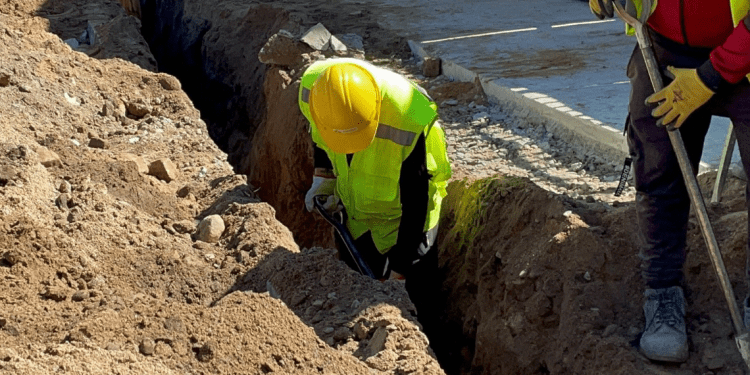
left=304, top=176, right=336, bottom=212
left=320, top=194, right=343, bottom=215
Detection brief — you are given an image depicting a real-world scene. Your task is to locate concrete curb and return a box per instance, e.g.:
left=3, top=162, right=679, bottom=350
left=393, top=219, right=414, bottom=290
left=408, top=40, right=629, bottom=166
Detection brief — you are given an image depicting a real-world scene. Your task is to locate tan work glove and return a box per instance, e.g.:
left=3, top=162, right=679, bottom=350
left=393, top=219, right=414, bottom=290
left=645, top=66, right=715, bottom=128
left=589, top=0, right=614, bottom=19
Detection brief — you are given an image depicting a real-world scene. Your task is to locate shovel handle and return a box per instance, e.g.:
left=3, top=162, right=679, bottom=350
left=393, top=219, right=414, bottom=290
left=313, top=195, right=377, bottom=279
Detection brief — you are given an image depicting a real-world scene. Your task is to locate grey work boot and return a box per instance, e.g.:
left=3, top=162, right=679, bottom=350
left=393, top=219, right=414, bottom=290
left=639, top=286, right=689, bottom=362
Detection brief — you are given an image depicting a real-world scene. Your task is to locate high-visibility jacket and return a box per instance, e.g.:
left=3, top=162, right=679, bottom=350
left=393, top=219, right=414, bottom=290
left=299, top=58, right=451, bottom=254
left=626, top=0, right=750, bottom=82
left=627, top=0, right=749, bottom=33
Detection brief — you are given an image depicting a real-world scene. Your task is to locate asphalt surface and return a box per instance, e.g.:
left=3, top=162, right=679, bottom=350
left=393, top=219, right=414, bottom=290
left=361, top=0, right=735, bottom=165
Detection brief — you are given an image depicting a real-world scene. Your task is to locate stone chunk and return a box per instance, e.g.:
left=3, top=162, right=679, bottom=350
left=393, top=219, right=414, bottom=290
left=173, top=220, right=197, bottom=234
left=101, top=100, right=125, bottom=118
left=0, top=167, right=15, bottom=187
left=56, top=193, right=71, bottom=210
left=3, top=250, right=25, bottom=267
left=0, top=72, right=10, bottom=87
left=176, top=185, right=191, bottom=198
left=71, top=290, right=89, bottom=302
left=196, top=342, right=215, bottom=362
left=329, top=35, right=347, bottom=53
left=119, top=153, right=149, bottom=174
left=88, top=137, right=109, bottom=149
left=37, top=147, right=61, bottom=168
left=365, top=327, right=388, bottom=357
left=196, top=215, right=225, bottom=243
left=353, top=320, right=371, bottom=340
left=158, top=74, right=181, bottom=91
left=64, top=92, right=81, bottom=106
left=333, top=326, right=351, bottom=341
left=58, top=180, right=72, bottom=193
left=336, top=34, right=364, bottom=52
left=140, top=338, right=155, bottom=356
left=126, top=102, right=151, bottom=118
left=422, top=57, right=441, bottom=77
left=148, top=159, right=178, bottom=182
left=300, top=23, right=331, bottom=51
left=42, top=286, right=69, bottom=302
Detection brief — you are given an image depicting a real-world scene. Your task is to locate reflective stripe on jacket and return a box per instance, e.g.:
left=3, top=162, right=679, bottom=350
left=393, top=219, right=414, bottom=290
left=299, top=58, right=451, bottom=254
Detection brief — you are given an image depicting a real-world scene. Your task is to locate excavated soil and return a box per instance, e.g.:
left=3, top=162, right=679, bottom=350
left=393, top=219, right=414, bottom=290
left=1, top=1, right=749, bottom=375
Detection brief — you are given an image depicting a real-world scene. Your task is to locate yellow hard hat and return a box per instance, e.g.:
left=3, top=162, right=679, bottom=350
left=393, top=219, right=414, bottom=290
left=309, top=63, right=381, bottom=154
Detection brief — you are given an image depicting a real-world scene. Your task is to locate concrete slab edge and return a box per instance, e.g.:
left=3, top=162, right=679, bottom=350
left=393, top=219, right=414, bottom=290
left=408, top=40, right=629, bottom=167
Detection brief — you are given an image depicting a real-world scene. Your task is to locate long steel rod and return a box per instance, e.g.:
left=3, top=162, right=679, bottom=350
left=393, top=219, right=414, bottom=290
left=712, top=122, right=736, bottom=203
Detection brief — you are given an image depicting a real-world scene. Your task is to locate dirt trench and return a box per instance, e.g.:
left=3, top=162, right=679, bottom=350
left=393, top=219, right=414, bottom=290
left=44, top=0, right=750, bottom=374
left=137, top=0, right=412, bottom=250
left=1, top=0, right=448, bottom=373
left=136, top=0, right=322, bottom=249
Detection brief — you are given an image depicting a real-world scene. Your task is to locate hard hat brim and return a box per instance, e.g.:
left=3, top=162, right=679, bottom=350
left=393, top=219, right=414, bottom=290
left=318, top=119, right=378, bottom=154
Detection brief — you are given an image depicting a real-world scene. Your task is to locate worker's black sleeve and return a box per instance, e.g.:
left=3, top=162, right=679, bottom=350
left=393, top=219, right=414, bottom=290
left=697, top=60, right=731, bottom=92
left=313, top=143, right=333, bottom=170
left=389, top=133, right=431, bottom=276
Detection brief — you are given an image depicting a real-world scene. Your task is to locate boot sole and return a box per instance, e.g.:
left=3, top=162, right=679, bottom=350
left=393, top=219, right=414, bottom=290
left=639, top=348, right=688, bottom=363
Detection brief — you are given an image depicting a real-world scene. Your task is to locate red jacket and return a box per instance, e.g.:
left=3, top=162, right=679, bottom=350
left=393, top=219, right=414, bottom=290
left=648, top=0, right=750, bottom=84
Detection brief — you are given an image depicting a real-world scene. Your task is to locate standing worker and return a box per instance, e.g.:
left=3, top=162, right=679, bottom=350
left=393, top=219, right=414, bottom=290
left=589, top=0, right=750, bottom=363
left=298, top=58, right=452, bottom=341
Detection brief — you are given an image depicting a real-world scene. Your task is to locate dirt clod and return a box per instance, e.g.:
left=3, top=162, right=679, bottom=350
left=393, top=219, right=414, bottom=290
left=87, top=137, right=109, bottom=149
left=195, top=342, right=215, bottom=362
left=140, top=338, right=156, bottom=356
left=158, top=74, right=181, bottom=91
left=37, top=146, right=62, bottom=168
left=126, top=101, right=151, bottom=118
left=0, top=72, right=10, bottom=86
left=148, top=158, right=178, bottom=182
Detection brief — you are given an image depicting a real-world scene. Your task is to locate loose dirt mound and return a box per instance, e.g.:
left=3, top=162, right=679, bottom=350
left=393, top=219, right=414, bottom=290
left=438, top=175, right=749, bottom=374
left=0, top=1, right=442, bottom=374
left=3, top=0, right=749, bottom=374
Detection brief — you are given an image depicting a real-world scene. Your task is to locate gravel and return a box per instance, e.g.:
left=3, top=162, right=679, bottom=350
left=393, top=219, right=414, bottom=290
left=428, top=76, right=636, bottom=205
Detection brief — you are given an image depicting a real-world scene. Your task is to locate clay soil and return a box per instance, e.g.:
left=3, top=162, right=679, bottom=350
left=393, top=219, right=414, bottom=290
left=1, top=1, right=749, bottom=375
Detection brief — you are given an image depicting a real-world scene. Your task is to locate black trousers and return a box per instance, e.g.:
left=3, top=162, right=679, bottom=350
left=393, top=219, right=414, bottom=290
left=334, top=230, right=441, bottom=335
left=626, top=30, right=750, bottom=289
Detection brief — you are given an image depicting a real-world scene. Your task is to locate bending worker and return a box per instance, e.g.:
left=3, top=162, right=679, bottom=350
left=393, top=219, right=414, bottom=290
left=298, top=58, right=452, bottom=337
left=590, top=0, right=750, bottom=363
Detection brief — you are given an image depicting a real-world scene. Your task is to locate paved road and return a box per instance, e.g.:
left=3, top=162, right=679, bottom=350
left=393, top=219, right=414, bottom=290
left=356, top=0, right=734, bottom=165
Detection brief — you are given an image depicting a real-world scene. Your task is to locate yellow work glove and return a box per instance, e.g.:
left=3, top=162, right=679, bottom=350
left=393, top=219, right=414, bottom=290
left=645, top=66, right=715, bottom=128
left=589, top=0, right=614, bottom=19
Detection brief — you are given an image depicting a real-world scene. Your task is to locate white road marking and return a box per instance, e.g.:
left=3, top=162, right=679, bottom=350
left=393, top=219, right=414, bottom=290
left=420, top=18, right=623, bottom=129
left=551, top=19, right=616, bottom=28
left=423, top=19, right=614, bottom=44
left=421, top=27, right=537, bottom=44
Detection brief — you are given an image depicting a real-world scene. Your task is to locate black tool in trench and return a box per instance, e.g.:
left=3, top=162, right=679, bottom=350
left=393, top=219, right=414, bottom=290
left=313, top=195, right=377, bottom=279
left=611, top=1, right=750, bottom=368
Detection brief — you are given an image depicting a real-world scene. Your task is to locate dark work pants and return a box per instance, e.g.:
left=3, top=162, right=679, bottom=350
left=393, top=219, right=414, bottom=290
left=626, top=31, right=750, bottom=289
left=334, top=230, right=442, bottom=336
